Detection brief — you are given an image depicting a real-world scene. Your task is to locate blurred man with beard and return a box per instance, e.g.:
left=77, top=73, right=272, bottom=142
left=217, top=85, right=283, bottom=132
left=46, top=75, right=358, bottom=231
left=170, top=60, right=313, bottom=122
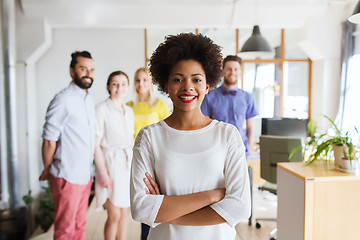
left=39, top=51, right=95, bottom=240
left=201, top=55, right=258, bottom=157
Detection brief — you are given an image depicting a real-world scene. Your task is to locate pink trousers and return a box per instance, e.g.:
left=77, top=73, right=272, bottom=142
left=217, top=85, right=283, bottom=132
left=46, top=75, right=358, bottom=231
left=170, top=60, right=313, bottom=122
left=50, top=175, right=92, bottom=240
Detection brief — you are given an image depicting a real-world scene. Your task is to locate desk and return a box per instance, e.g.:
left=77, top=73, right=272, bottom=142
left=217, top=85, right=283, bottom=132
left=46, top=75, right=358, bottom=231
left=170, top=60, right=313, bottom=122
left=277, top=162, right=360, bottom=240
left=247, top=158, right=266, bottom=186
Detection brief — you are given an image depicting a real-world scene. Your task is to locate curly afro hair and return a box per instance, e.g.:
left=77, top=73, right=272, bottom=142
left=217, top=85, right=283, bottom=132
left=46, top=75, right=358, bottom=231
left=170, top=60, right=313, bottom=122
left=149, top=33, right=223, bottom=93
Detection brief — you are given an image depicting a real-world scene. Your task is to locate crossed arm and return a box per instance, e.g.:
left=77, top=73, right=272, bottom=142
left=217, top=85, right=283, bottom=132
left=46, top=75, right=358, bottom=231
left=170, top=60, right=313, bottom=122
left=143, top=172, right=227, bottom=226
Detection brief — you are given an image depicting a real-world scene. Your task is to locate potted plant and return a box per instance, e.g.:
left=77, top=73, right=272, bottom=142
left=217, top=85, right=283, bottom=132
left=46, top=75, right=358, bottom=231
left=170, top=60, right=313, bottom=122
left=35, top=185, right=55, bottom=232
left=290, top=116, right=359, bottom=166
left=22, top=190, right=34, bottom=238
left=305, top=116, right=347, bottom=165
left=338, top=140, right=359, bottom=172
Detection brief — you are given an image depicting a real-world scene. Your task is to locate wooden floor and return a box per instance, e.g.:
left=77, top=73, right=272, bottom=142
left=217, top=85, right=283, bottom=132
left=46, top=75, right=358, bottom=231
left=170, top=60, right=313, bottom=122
left=31, top=159, right=277, bottom=240
left=30, top=186, right=277, bottom=240
left=236, top=187, right=277, bottom=240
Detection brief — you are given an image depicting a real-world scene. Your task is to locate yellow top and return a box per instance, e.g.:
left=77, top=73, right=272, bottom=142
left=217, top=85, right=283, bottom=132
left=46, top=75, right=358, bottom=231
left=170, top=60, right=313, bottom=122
left=126, top=99, right=170, bottom=138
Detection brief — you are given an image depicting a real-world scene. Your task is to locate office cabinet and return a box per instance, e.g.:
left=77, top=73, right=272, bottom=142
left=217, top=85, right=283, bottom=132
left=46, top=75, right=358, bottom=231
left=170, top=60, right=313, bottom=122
left=277, top=162, right=360, bottom=240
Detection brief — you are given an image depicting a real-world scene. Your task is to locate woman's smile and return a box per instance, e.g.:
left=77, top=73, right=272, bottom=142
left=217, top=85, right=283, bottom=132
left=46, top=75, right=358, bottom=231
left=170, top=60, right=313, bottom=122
left=178, top=94, right=197, bottom=103
left=166, top=59, right=209, bottom=112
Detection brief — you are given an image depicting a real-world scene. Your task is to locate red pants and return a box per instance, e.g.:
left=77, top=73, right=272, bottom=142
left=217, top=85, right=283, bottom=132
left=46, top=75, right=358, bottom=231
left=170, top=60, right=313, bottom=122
left=50, top=175, right=92, bottom=240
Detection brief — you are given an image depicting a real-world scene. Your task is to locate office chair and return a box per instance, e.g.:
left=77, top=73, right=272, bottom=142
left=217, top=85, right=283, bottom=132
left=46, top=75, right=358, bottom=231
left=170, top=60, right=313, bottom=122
left=255, top=135, right=302, bottom=240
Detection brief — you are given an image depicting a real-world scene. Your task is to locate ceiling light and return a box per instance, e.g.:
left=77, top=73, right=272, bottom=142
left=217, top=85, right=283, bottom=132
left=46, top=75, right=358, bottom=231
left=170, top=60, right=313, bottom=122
left=239, top=25, right=274, bottom=58
left=348, top=0, right=360, bottom=24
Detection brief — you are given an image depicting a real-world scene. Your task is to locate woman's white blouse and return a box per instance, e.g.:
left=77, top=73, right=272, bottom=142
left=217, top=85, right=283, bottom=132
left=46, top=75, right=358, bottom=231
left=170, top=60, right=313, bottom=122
left=130, top=120, right=251, bottom=240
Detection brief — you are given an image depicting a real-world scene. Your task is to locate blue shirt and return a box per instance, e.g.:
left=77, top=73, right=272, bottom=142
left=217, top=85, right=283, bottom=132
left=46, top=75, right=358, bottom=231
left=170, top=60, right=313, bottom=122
left=42, top=82, right=95, bottom=184
left=201, top=85, right=258, bottom=154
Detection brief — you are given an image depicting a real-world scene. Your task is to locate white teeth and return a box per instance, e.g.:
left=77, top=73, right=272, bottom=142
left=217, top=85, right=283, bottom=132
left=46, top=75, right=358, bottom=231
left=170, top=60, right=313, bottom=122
left=179, top=96, right=196, bottom=100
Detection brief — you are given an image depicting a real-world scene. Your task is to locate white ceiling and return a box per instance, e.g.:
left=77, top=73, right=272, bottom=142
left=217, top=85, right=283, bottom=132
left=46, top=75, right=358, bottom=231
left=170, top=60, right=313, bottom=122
left=19, top=0, right=356, bottom=29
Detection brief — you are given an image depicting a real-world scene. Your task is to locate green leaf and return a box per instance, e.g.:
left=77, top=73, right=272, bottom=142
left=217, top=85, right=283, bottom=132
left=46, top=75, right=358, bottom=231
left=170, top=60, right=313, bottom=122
left=22, top=190, right=33, bottom=205
left=289, top=146, right=302, bottom=160
left=324, top=115, right=341, bottom=136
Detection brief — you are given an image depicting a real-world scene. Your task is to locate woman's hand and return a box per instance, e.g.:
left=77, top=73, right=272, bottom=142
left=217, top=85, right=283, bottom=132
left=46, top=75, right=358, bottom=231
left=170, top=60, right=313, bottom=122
left=97, top=170, right=112, bottom=188
left=144, top=172, right=161, bottom=195
left=94, top=136, right=112, bottom=188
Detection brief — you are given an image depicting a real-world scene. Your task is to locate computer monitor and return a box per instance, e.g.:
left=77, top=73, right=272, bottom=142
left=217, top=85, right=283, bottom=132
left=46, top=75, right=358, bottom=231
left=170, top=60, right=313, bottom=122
left=261, top=117, right=308, bottom=142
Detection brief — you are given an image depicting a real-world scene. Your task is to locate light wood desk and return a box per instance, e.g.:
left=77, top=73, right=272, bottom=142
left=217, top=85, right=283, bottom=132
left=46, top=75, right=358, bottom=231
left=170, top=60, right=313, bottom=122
left=277, top=162, right=360, bottom=240
left=247, top=157, right=266, bottom=186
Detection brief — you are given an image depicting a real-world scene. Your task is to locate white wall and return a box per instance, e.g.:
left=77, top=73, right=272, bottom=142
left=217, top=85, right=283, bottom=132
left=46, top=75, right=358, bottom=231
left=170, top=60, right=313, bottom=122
left=299, top=2, right=348, bottom=130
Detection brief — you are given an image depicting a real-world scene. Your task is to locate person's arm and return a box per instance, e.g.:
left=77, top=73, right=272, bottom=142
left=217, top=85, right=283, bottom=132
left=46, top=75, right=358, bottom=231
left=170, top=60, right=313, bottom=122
left=94, top=136, right=112, bottom=188
left=245, top=92, right=259, bottom=154
left=144, top=172, right=226, bottom=225
left=169, top=207, right=226, bottom=226
left=154, top=189, right=224, bottom=223
left=40, top=93, right=66, bottom=181
left=246, top=117, right=255, bottom=153
left=130, top=132, right=225, bottom=227
left=39, top=139, right=56, bottom=181
left=209, top=128, right=251, bottom=227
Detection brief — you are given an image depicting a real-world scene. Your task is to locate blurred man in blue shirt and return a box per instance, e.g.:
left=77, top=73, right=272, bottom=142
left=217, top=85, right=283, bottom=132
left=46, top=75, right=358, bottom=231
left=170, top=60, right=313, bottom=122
left=39, top=51, right=95, bottom=240
left=201, top=55, right=258, bottom=156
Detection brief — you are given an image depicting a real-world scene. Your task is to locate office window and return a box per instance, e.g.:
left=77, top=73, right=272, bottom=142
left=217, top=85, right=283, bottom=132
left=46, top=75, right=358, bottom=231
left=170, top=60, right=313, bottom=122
left=241, top=61, right=309, bottom=119
left=242, top=63, right=276, bottom=118
left=341, top=53, right=360, bottom=132
left=283, top=62, right=309, bottom=119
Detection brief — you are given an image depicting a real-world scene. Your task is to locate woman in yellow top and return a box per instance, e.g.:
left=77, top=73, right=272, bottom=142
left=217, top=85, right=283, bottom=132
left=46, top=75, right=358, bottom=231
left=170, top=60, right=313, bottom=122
left=127, top=67, right=169, bottom=240
left=127, top=67, right=170, bottom=138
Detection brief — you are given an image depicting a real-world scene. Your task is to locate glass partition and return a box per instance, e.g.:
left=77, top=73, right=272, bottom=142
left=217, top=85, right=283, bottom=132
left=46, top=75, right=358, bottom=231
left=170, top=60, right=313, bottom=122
left=283, top=61, right=309, bottom=118
left=242, top=63, right=276, bottom=118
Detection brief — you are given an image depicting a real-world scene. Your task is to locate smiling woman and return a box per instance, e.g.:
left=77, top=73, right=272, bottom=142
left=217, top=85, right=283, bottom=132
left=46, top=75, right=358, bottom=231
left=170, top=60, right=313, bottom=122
left=130, top=33, right=251, bottom=240
left=165, top=59, right=209, bottom=114
left=126, top=68, right=170, bottom=140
